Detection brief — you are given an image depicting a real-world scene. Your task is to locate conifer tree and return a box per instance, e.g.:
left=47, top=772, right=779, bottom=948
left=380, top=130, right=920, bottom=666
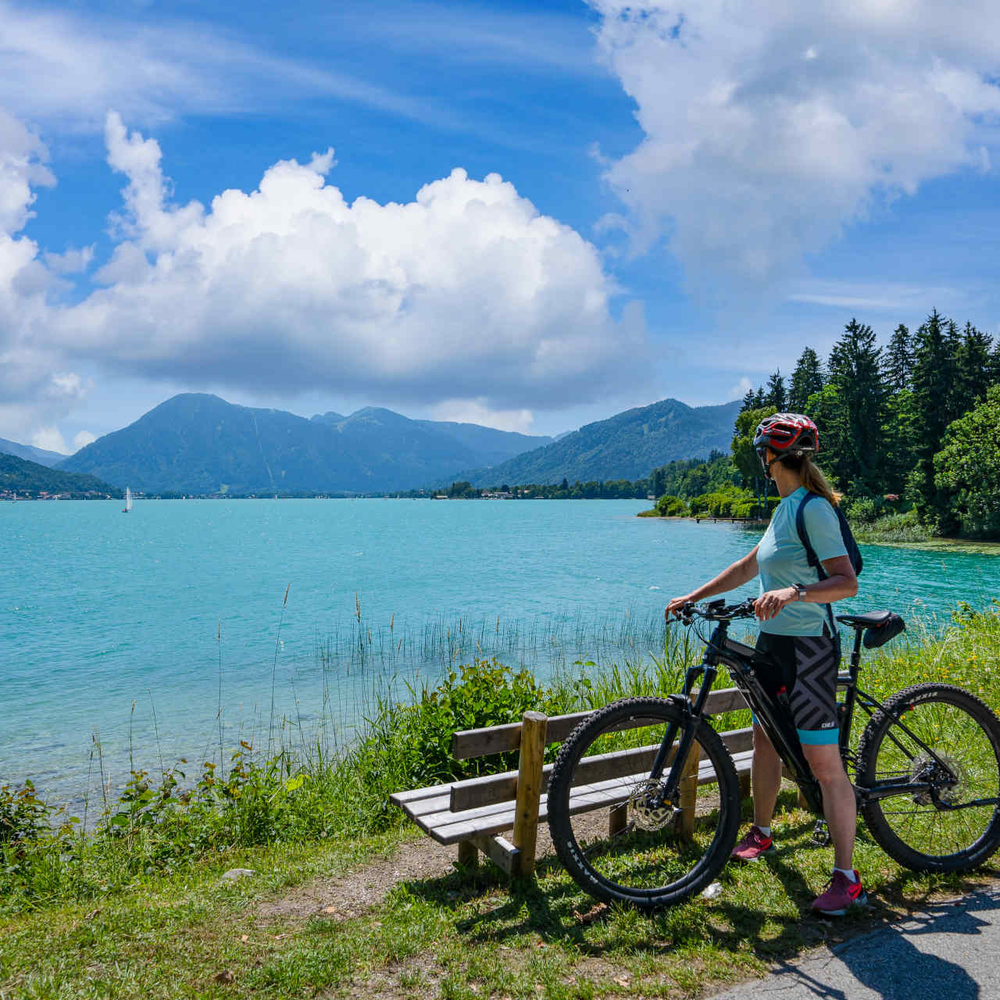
left=825, top=318, right=887, bottom=492
left=788, top=348, right=824, bottom=411
left=953, top=321, right=994, bottom=408
left=764, top=369, right=787, bottom=411
left=883, top=324, right=913, bottom=392
left=910, top=310, right=959, bottom=521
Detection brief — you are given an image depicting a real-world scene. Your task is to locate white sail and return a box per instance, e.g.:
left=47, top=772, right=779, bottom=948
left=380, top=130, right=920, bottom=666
left=123, top=487, right=132, bottom=513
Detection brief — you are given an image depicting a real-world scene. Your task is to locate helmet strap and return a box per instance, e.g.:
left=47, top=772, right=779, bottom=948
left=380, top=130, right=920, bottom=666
left=757, top=450, right=782, bottom=480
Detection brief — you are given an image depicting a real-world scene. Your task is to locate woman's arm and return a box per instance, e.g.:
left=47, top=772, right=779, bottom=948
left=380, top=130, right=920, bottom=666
left=665, top=546, right=760, bottom=619
left=754, top=554, right=858, bottom=621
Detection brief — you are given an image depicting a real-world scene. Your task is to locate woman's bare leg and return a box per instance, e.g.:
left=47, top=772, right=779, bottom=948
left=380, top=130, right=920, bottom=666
left=751, top=723, right=783, bottom=828
left=802, top=743, right=856, bottom=869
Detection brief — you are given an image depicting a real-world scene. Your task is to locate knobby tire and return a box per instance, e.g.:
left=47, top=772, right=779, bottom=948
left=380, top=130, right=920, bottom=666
left=858, top=683, right=1000, bottom=872
left=546, top=697, right=741, bottom=911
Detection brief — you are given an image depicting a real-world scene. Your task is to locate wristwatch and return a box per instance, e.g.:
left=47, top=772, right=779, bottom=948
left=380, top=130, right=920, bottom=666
left=794, top=584, right=808, bottom=602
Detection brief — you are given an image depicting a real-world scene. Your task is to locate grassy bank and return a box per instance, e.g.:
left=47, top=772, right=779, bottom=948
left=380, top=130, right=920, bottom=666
left=2, top=608, right=999, bottom=998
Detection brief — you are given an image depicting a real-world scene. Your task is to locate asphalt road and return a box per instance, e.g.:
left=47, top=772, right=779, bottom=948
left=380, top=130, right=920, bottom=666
left=710, top=885, right=1000, bottom=999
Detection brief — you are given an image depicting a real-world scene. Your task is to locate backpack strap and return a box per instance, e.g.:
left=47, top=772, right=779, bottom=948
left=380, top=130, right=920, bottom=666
left=795, top=491, right=838, bottom=639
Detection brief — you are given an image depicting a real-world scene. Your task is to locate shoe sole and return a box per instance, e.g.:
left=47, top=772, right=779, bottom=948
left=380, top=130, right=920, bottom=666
left=812, top=891, right=868, bottom=917
left=731, top=847, right=776, bottom=863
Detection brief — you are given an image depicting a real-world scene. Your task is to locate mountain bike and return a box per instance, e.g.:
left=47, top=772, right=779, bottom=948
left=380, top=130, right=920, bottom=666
left=546, top=598, right=1000, bottom=910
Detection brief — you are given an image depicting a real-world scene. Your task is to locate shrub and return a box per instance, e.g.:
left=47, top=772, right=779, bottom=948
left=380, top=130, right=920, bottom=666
left=655, top=494, right=688, bottom=516
left=845, top=496, right=881, bottom=524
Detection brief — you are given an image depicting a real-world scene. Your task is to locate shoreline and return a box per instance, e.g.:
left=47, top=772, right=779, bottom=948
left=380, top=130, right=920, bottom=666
left=640, top=510, right=1000, bottom=556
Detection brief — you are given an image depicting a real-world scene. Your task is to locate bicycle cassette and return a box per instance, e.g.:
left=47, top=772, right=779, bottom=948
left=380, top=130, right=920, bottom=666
left=911, top=752, right=965, bottom=806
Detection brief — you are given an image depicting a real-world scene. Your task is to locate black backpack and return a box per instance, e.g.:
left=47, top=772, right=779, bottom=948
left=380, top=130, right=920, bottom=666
left=795, top=492, right=863, bottom=580
left=795, top=491, right=862, bottom=640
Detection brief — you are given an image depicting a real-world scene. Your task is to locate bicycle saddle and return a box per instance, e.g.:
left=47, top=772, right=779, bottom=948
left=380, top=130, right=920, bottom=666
left=836, top=610, right=906, bottom=648
left=836, top=610, right=893, bottom=628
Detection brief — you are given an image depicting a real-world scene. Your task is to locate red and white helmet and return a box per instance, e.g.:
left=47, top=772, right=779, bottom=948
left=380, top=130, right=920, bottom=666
left=753, top=413, right=819, bottom=461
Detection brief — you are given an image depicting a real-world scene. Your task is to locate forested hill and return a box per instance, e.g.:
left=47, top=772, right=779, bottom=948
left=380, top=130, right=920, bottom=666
left=0, top=454, right=118, bottom=497
left=58, top=394, right=553, bottom=494
left=462, top=398, right=742, bottom=486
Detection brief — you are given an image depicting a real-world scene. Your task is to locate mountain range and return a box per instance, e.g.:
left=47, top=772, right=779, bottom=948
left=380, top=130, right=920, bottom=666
left=58, top=394, right=553, bottom=494
left=2, top=393, right=742, bottom=495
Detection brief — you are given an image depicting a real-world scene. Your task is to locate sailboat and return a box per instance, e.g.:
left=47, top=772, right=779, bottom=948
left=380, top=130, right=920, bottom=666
left=122, top=487, right=133, bottom=513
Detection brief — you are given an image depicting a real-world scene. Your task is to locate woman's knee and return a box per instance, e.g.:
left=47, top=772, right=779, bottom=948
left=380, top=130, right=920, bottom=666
left=803, top=745, right=847, bottom=784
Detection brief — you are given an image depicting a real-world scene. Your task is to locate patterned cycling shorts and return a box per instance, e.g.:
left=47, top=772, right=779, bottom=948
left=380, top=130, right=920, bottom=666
left=751, top=632, right=840, bottom=746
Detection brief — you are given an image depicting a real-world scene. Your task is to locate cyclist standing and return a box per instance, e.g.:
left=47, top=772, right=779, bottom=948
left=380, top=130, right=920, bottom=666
left=665, top=413, right=865, bottom=916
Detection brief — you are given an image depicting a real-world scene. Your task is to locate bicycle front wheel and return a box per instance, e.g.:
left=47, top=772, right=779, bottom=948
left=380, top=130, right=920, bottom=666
left=858, top=683, right=1000, bottom=872
left=546, top=697, right=741, bottom=910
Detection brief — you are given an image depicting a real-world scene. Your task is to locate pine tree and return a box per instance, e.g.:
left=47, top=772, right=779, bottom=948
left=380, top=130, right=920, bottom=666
left=953, top=321, right=994, bottom=408
left=910, top=310, right=960, bottom=524
left=764, top=369, right=786, bottom=411
left=883, top=324, right=913, bottom=392
left=825, top=318, right=887, bottom=492
left=788, top=348, right=824, bottom=411
left=740, top=387, right=757, bottom=413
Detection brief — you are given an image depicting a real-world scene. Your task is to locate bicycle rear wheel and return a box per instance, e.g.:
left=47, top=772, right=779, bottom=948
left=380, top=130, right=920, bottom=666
left=858, top=683, right=1000, bottom=872
left=546, top=697, right=741, bottom=910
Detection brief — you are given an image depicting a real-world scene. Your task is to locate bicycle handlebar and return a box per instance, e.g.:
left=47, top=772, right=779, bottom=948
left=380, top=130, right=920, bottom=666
left=676, top=597, right=757, bottom=625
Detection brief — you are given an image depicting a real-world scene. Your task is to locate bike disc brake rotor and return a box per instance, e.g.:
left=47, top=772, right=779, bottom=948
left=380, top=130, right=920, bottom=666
left=627, top=778, right=677, bottom=831
left=911, top=752, right=965, bottom=806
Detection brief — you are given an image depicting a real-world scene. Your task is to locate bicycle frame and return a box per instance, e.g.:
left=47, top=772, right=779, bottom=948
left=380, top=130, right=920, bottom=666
left=649, top=612, right=998, bottom=816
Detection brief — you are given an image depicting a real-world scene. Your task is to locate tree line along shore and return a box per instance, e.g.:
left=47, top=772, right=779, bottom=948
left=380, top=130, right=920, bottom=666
left=641, top=309, right=1000, bottom=544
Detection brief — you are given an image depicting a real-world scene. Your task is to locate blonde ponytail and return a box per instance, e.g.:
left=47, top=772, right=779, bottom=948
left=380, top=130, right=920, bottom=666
left=800, top=457, right=842, bottom=507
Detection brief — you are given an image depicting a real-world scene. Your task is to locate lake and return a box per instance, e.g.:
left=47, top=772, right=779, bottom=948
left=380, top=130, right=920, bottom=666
left=3, top=498, right=999, bottom=805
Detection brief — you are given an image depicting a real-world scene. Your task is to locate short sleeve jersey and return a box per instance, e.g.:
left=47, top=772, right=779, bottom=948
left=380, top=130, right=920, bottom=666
left=756, top=487, right=848, bottom=636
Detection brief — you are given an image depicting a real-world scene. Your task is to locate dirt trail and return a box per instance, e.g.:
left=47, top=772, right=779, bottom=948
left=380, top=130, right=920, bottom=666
left=257, top=836, right=459, bottom=921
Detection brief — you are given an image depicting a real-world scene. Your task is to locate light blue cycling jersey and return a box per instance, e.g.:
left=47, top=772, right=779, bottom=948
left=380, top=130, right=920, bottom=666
left=756, top=486, right=848, bottom=636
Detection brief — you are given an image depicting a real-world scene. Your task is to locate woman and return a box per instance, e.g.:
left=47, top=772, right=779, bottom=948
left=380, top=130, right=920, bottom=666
left=665, top=413, right=864, bottom=916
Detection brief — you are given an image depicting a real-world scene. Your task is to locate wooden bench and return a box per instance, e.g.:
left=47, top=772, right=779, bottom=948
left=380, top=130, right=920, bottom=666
left=390, top=687, right=754, bottom=878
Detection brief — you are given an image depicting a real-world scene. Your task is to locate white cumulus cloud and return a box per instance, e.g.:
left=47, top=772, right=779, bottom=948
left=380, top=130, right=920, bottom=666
left=54, top=113, right=648, bottom=410
left=590, top=1, right=1000, bottom=285
left=0, top=110, right=650, bottom=442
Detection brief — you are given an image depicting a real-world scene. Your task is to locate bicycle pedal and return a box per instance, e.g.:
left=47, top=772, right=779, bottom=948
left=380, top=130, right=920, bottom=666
left=811, top=820, right=830, bottom=846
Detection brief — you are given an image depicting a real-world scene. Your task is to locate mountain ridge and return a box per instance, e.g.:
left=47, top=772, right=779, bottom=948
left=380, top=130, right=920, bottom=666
left=459, top=398, right=742, bottom=486
left=0, top=437, right=67, bottom=468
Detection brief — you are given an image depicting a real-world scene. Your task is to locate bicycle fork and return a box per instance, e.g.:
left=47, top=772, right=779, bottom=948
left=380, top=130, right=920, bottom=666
left=645, top=662, right=717, bottom=808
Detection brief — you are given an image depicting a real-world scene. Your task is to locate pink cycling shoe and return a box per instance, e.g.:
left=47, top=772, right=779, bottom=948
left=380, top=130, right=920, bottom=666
left=730, top=825, right=776, bottom=862
left=811, top=870, right=868, bottom=916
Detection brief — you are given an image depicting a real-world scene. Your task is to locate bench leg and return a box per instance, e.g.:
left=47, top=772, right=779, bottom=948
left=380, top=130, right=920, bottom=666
left=457, top=840, right=479, bottom=870
left=739, top=772, right=752, bottom=802
left=512, top=711, right=548, bottom=878
left=678, top=740, right=702, bottom=841
left=609, top=802, right=628, bottom=837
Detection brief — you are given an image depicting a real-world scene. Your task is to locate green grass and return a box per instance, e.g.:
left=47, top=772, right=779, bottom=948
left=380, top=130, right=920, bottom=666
left=2, top=606, right=999, bottom=998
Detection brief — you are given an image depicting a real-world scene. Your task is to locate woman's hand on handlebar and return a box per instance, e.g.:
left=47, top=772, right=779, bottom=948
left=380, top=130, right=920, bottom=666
left=754, top=586, right=797, bottom=622
left=665, top=595, right=696, bottom=620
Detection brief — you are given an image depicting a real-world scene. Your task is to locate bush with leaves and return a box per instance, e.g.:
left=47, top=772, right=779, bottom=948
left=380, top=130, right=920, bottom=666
left=933, top=386, right=1000, bottom=538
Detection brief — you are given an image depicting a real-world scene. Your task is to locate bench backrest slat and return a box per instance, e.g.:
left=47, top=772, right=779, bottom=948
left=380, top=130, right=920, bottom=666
left=449, top=686, right=748, bottom=760
left=449, top=725, right=754, bottom=812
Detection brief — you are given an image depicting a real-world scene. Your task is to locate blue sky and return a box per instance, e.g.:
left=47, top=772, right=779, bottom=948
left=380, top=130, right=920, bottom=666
left=2, top=0, right=999, bottom=452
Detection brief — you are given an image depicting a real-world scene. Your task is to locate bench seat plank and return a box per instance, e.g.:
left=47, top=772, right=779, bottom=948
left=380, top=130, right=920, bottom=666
left=393, top=748, right=755, bottom=845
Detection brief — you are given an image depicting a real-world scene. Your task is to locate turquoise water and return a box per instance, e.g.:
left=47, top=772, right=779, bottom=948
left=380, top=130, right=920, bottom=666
left=3, top=498, right=999, bottom=804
